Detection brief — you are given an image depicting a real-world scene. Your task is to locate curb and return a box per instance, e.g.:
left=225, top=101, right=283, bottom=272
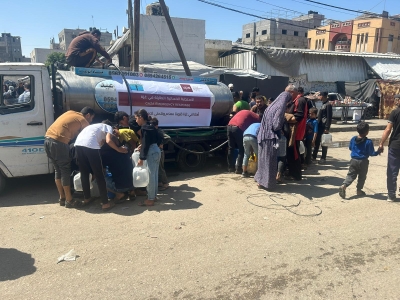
left=330, top=125, right=386, bottom=133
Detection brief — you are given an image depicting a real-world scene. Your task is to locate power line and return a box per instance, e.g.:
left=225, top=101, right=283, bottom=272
left=197, top=0, right=397, bottom=39
left=303, top=0, right=382, bottom=17
left=288, top=0, right=358, bottom=17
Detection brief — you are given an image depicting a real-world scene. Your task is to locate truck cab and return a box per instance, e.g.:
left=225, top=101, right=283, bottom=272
left=0, top=63, right=54, bottom=193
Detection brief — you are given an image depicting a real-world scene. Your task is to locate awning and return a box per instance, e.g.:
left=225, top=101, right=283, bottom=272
left=199, top=68, right=270, bottom=80
left=364, top=57, right=400, bottom=81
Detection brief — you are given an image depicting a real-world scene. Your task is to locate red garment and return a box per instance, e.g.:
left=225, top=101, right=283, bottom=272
left=228, top=110, right=260, bottom=132
left=294, top=96, right=308, bottom=141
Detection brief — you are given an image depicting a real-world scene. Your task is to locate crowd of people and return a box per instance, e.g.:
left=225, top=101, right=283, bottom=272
left=43, top=84, right=400, bottom=210
left=227, top=84, right=334, bottom=191
left=2, top=81, right=31, bottom=105
left=44, top=108, right=169, bottom=212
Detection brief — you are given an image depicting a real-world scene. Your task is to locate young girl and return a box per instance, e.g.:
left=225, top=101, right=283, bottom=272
left=135, top=109, right=163, bottom=206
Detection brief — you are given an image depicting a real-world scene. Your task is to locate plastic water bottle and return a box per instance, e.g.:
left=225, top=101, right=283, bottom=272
left=132, top=166, right=149, bottom=188
left=278, top=136, right=287, bottom=157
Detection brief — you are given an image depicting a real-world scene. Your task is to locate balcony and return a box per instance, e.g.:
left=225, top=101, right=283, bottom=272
left=335, top=40, right=351, bottom=52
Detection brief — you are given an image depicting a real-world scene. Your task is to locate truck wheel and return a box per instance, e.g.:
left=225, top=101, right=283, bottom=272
left=363, top=107, right=374, bottom=120
left=177, top=144, right=207, bottom=172
left=0, top=173, right=6, bottom=196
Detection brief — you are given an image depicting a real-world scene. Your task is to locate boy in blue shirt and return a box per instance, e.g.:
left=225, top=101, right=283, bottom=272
left=305, top=107, right=318, bottom=165
left=339, top=122, right=382, bottom=199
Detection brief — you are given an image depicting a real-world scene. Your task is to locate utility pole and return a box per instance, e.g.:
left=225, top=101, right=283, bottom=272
left=133, top=0, right=140, bottom=72
left=127, top=0, right=135, bottom=71
left=159, top=0, right=192, bottom=76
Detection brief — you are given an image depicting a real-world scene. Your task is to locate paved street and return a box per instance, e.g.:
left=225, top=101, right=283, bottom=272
left=1, top=128, right=400, bottom=299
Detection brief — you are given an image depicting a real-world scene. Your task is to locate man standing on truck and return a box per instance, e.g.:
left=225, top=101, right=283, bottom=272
left=44, top=107, right=95, bottom=208
left=66, top=29, right=112, bottom=68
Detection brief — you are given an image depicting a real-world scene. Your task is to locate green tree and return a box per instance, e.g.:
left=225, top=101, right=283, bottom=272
left=45, top=52, right=67, bottom=74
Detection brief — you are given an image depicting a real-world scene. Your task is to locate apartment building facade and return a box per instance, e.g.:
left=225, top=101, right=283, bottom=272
left=307, top=14, right=400, bottom=54
left=0, top=33, right=23, bottom=62
left=242, top=12, right=324, bottom=49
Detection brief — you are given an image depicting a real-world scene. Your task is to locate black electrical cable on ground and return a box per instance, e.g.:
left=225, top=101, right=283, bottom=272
left=246, top=192, right=323, bottom=217
left=167, top=139, right=228, bottom=154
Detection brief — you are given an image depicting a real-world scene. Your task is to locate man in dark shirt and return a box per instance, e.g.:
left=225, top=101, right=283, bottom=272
left=227, top=110, right=260, bottom=173
left=379, top=94, right=400, bottom=201
left=66, top=29, right=112, bottom=68
left=251, top=95, right=267, bottom=118
left=312, top=91, right=333, bottom=164
left=286, top=87, right=307, bottom=180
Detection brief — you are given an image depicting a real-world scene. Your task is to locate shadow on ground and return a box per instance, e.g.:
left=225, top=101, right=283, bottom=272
left=0, top=248, right=36, bottom=281
left=73, top=183, right=203, bottom=216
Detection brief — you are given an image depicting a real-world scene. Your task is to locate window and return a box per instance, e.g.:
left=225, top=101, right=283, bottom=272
left=389, top=34, right=394, bottom=42
left=0, top=75, right=34, bottom=114
left=246, top=33, right=251, bottom=38
left=322, top=39, right=325, bottom=49
left=315, top=39, right=318, bottom=49
left=262, top=30, right=267, bottom=35
left=305, top=32, right=308, bottom=38
left=282, top=29, right=287, bottom=35
left=294, top=31, right=299, bottom=36
left=282, top=44, right=286, bottom=48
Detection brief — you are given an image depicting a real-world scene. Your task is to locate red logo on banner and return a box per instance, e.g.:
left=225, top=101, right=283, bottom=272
left=180, top=84, right=193, bottom=92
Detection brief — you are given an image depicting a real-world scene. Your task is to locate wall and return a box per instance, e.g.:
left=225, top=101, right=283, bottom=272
left=351, top=18, right=382, bottom=53
left=0, top=33, right=23, bottom=62
left=58, top=29, right=113, bottom=51
left=30, top=48, right=66, bottom=63
left=205, top=39, right=232, bottom=66
left=379, top=18, right=400, bottom=54
left=307, top=25, right=330, bottom=50
left=139, top=15, right=205, bottom=64
left=289, top=75, right=337, bottom=93
left=243, top=14, right=324, bottom=49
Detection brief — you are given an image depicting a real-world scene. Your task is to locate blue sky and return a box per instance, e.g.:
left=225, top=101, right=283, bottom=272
left=2, top=0, right=397, bottom=56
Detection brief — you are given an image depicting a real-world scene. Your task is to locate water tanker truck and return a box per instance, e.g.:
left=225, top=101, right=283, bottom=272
left=0, top=63, right=233, bottom=194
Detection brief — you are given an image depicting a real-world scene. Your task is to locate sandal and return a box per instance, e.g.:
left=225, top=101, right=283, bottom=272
left=59, top=198, right=66, bottom=206
left=65, top=199, right=80, bottom=208
left=102, top=201, right=115, bottom=212
left=158, top=184, right=169, bottom=191
left=138, top=199, right=155, bottom=207
left=81, top=198, right=95, bottom=206
left=113, top=195, right=127, bottom=204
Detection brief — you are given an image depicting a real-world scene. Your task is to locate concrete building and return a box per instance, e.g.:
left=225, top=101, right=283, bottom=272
left=54, top=28, right=113, bottom=51
left=307, top=13, right=400, bottom=54
left=0, top=33, right=23, bottom=62
left=242, top=12, right=324, bottom=49
left=205, top=39, right=232, bottom=65
left=30, top=48, right=66, bottom=63
left=138, top=14, right=205, bottom=64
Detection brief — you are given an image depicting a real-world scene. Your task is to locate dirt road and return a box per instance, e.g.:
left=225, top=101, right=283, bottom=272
left=1, top=130, right=400, bottom=299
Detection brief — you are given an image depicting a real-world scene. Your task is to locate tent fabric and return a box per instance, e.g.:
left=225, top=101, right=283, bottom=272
left=200, top=68, right=270, bottom=80
left=256, top=48, right=368, bottom=82
left=378, top=80, right=400, bottom=119
left=364, top=58, right=400, bottom=81
left=300, top=54, right=368, bottom=82
left=140, top=61, right=271, bottom=79
left=259, top=48, right=302, bottom=77
left=105, top=29, right=130, bottom=58
left=344, top=80, right=378, bottom=103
